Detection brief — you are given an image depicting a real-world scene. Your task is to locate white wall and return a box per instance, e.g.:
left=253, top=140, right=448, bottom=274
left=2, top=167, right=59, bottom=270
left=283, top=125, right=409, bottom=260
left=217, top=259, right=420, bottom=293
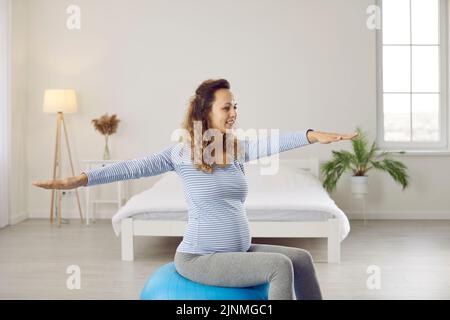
left=0, top=0, right=11, bottom=228
left=8, top=0, right=28, bottom=225
left=11, top=0, right=450, bottom=220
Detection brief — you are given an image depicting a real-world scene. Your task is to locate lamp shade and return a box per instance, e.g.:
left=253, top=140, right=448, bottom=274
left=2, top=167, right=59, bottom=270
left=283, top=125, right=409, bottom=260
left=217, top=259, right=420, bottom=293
left=43, top=89, right=78, bottom=113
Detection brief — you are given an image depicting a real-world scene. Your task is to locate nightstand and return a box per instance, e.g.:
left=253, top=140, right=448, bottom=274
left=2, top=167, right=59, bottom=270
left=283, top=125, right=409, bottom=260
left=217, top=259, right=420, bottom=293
left=83, top=160, right=128, bottom=225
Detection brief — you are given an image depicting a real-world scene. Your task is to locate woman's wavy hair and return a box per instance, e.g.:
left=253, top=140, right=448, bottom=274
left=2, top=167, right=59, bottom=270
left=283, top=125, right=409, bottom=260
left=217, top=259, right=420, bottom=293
left=181, top=79, right=241, bottom=173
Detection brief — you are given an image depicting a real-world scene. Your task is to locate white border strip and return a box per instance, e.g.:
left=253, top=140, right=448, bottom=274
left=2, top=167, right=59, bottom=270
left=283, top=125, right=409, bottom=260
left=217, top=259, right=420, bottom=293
left=0, top=0, right=11, bottom=228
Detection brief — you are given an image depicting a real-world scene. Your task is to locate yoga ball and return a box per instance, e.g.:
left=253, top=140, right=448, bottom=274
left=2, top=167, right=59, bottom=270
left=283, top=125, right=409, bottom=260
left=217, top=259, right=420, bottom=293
left=140, top=262, right=269, bottom=300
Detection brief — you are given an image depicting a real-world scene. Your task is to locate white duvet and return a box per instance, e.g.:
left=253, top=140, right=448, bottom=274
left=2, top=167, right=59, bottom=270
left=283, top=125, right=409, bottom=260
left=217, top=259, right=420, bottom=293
left=111, top=165, right=350, bottom=241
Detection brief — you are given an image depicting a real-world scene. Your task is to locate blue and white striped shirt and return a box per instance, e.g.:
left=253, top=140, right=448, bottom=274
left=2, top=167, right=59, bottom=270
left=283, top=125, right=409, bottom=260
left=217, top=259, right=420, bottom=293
left=83, top=129, right=313, bottom=254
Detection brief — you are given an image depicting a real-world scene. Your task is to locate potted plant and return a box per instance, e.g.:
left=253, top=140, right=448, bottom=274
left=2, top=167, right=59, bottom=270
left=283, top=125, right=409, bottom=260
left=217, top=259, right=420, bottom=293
left=91, top=113, right=121, bottom=160
left=321, top=127, right=410, bottom=197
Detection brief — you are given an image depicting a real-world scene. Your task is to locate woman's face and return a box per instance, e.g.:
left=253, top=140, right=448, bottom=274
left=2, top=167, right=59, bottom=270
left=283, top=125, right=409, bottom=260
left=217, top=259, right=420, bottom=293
left=208, top=89, right=237, bottom=134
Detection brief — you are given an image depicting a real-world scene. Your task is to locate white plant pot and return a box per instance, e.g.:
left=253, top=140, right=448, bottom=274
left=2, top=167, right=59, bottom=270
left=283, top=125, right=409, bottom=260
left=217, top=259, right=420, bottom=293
left=351, top=176, right=369, bottom=196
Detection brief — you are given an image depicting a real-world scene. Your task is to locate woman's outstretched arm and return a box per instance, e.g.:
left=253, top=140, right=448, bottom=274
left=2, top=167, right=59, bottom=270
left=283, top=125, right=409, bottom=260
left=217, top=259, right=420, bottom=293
left=242, top=129, right=358, bottom=162
left=32, top=144, right=177, bottom=190
left=306, top=130, right=358, bottom=144
left=32, top=174, right=88, bottom=190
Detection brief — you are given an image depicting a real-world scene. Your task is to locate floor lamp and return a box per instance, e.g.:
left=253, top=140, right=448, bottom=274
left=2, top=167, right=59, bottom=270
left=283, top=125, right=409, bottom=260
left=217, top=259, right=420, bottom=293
left=43, top=89, right=84, bottom=226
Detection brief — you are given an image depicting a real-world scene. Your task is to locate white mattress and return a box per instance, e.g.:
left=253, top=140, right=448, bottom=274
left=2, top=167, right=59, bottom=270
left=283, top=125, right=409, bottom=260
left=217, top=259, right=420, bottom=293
left=131, top=209, right=332, bottom=221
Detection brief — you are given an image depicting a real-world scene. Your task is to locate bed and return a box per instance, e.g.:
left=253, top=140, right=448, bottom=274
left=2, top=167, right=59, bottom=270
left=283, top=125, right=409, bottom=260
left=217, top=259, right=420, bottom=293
left=112, top=157, right=350, bottom=263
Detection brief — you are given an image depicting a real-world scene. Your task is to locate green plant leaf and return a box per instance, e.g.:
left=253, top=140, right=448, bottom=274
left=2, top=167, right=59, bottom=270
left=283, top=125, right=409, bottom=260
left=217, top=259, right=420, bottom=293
left=371, top=158, right=410, bottom=190
left=321, top=150, right=356, bottom=193
left=352, top=127, right=369, bottom=165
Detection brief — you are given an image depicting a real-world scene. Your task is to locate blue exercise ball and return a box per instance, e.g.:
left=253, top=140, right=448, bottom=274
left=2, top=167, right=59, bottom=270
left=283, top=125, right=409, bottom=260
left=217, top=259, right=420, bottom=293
left=140, top=262, right=269, bottom=300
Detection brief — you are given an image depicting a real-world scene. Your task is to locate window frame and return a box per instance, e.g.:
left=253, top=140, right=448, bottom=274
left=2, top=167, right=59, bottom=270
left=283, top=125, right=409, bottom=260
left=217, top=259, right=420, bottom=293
left=376, top=0, right=449, bottom=153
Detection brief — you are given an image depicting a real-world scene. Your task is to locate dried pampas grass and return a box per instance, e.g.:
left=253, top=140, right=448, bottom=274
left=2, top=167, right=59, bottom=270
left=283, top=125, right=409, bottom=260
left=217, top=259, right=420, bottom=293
left=91, top=113, right=120, bottom=136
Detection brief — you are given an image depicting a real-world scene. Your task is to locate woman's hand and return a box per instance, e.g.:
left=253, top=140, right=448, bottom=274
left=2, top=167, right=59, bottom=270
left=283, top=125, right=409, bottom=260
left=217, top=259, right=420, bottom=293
left=32, top=173, right=88, bottom=190
left=307, top=130, right=358, bottom=144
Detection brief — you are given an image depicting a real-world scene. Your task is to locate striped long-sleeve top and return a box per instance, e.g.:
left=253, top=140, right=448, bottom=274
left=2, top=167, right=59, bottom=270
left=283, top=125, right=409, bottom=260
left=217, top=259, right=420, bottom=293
left=83, top=129, right=314, bottom=255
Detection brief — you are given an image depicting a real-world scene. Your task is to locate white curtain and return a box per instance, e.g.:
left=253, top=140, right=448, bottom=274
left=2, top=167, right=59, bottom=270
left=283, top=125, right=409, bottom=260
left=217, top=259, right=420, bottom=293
left=0, top=0, right=11, bottom=228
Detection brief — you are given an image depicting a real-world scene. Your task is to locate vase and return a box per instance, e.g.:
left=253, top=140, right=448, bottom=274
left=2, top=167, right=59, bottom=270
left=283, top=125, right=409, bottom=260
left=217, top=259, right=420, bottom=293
left=351, top=175, right=369, bottom=226
left=103, top=135, right=111, bottom=160
left=351, top=175, right=368, bottom=197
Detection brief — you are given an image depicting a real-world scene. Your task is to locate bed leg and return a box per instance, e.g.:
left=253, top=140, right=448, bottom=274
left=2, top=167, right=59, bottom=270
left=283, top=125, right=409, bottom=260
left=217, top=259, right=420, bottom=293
left=327, top=218, right=341, bottom=264
left=121, top=218, right=134, bottom=261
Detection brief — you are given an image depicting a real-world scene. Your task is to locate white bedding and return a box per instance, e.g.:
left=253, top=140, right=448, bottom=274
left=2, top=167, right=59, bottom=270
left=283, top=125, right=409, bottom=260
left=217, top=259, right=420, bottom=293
left=111, top=164, right=350, bottom=240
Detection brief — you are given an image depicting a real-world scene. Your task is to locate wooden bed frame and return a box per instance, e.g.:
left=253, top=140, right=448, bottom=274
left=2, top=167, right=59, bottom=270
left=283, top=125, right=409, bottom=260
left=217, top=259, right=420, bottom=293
left=119, top=157, right=342, bottom=263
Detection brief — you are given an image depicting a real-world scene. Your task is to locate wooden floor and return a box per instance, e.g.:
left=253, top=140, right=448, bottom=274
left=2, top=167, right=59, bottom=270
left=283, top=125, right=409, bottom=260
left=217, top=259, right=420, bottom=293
left=0, top=219, right=449, bottom=300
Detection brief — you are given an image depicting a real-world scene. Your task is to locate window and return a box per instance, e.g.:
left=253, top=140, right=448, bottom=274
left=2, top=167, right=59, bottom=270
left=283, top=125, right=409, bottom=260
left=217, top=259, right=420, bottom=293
left=377, top=0, right=448, bottom=151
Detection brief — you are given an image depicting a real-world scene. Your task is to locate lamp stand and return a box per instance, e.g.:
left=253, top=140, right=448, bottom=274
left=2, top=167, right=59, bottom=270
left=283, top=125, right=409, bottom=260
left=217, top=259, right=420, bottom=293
left=50, top=112, right=85, bottom=226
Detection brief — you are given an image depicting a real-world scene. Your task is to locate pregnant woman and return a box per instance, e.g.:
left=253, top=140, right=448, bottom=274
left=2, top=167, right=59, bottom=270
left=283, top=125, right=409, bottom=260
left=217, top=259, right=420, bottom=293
left=33, top=79, right=357, bottom=300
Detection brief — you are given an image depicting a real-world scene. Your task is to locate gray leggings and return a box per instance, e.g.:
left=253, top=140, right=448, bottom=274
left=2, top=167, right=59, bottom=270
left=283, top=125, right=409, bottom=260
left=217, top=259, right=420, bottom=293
left=174, top=243, right=323, bottom=300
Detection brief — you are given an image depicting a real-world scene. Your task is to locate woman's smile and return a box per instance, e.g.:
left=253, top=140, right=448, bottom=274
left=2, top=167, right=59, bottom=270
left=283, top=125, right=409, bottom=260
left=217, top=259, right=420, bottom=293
left=225, top=119, right=235, bottom=128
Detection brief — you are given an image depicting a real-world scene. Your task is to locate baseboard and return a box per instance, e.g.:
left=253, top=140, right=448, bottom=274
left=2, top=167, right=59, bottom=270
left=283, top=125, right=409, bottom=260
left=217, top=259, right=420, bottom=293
left=27, top=210, right=450, bottom=220
left=27, top=210, right=114, bottom=220
left=9, top=212, right=28, bottom=225
left=347, top=210, right=450, bottom=220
